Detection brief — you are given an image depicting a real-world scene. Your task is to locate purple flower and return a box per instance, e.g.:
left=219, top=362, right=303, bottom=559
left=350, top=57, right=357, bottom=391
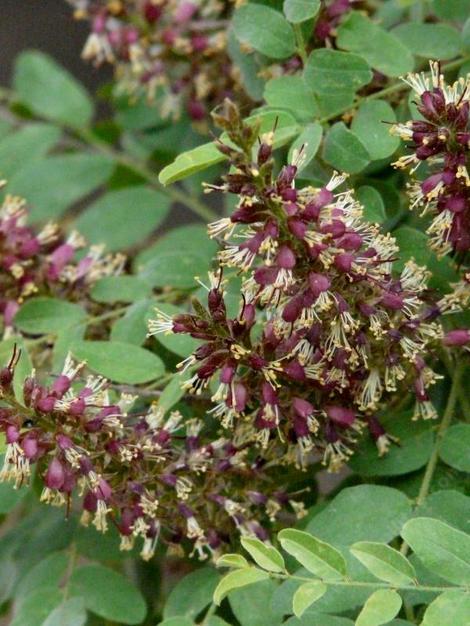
left=391, top=62, right=470, bottom=255
left=149, top=100, right=456, bottom=472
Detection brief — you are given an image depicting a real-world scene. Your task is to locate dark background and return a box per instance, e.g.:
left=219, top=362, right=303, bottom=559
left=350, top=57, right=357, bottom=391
left=1, top=0, right=109, bottom=93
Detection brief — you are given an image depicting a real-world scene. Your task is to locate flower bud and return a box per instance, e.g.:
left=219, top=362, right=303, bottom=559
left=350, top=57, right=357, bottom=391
left=308, top=273, right=331, bottom=297
left=443, top=329, right=470, bottom=346
left=45, top=458, right=65, bottom=490
left=276, top=245, right=296, bottom=269
left=326, top=406, right=355, bottom=427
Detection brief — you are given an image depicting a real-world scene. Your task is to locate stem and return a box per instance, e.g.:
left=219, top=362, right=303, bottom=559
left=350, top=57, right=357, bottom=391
left=404, top=602, right=416, bottom=623
left=62, top=542, right=78, bottom=600
left=268, top=571, right=460, bottom=594
left=400, top=363, right=464, bottom=555
left=441, top=350, right=470, bottom=421
left=76, top=128, right=218, bottom=223
left=293, top=24, right=308, bottom=65
left=416, top=364, right=462, bottom=507
left=110, top=383, right=165, bottom=397
left=82, top=305, right=129, bottom=328
left=201, top=602, right=217, bottom=625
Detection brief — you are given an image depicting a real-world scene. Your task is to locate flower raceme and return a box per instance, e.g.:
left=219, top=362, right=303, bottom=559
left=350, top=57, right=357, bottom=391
left=391, top=62, right=470, bottom=256
left=0, top=352, right=304, bottom=560
left=0, top=184, right=124, bottom=332
left=67, top=0, right=243, bottom=120
left=149, top=101, right=466, bottom=471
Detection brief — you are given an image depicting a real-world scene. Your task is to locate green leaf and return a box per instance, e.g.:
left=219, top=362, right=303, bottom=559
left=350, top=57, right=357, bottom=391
left=213, top=568, right=269, bottom=606
left=356, top=187, right=386, bottom=224
left=158, top=142, right=220, bottom=186
left=0, top=118, right=12, bottom=140
left=241, top=537, right=285, bottom=573
left=164, top=568, right=220, bottom=619
left=355, top=590, right=402, bottom=626
left=392, top=23, right=461, bottom=60
left=15, top=552, right=68, bottom=599
left=70, top=340, right=164, bottom=384
left=111, top=299, right=150, bottom=346
left=136, top=225, right=218, bottom=289
left=337, top=12, right=414, bottom=77
left=232, top=4, right=296, bottom=59
left=14, top=297, right=87, bottom=334
left=351, top=100, right=399, bottom=160
left=432, top=0, right=470, bottom=21
left=304, top=49, right=372, bottom=95
left=462, top=17, right=470, bottom=52
left=278, top=529, right=347, bottom=580
left=10, top=588, right=63, bottom=626
left=283, top=0, right=320, bottom=23
left=421, top=591, right=470, bottom=626
left=439, top=424, right=470, bottom=472
left=41, top=598, right=87, bottom=626
left=69, top=564, right=146, bottom=624
left=393, top=228, right=428, bottom=267
left=306, top=485, right=412, bottom=546
left=264, top=76, right=318, bottom=121
left=75, top=186, right=170, bottom=251
left=288, top=123, right=323, bottom=173
left=227, top=31, right=265, bottom=101
left=75, top=523, right=139, bottom=561
left=159, top=110, right=299, bottom=185
left=322, top=123, right=370, bottom=173
left=150, top=303, right=200, bottom=357
left=348, top=411, right=434, bottom=476
left=401, top=517, right=470, bottom=585
left=8, top=154, right=114, bottom=222
left=272, top=568, right=369, bottom=623
left=393, top=226, right=459, bottom=292
left=52, top=325, right=86, bottom=372
left=0, top=555, right=17, bottom=604
left=157, top=374, right=185, bottom=412
left=284, top=616, right=353, bottom=626
left=417, top=490, right=470, bottom=533
left=0, top=123, right=61, bottom=180
left=90, top=276, right=152, bottom=304
left=292, top=582, right=327, bottom=618
left=217, top=554, right=250, bottom=569
left=350, top=542, right=416, bottom=585
left=158, top=619, right=194, bottom=626
left=229, top=578, right=283, bottom=626
left=315, top=91, right=355, bottom=118
left=14, top=51, right=93, bottom=128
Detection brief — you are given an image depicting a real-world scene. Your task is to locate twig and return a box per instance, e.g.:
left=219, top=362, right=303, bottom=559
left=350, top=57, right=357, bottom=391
left=400, top=362, right=464, bottom=556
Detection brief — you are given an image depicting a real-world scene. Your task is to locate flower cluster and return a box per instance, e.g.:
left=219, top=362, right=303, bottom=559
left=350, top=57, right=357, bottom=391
left=68, top=0, right=245, bottom=120
left=391, top=62, right=470, bottom=256
left=0, top=351, right=304, bottom=560
left=0, top=184, right=124, bottom=333
left=149, top=101, right=465, bottom=472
